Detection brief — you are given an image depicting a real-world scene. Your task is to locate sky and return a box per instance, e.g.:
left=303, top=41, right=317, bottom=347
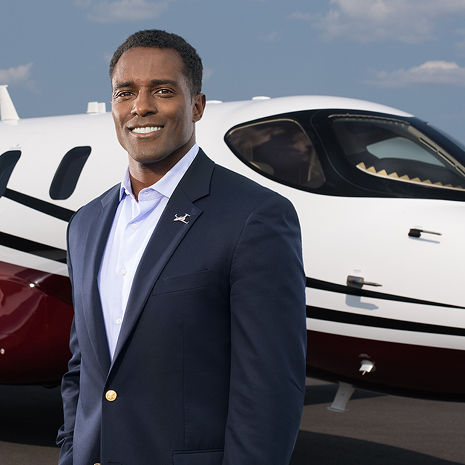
left=2, top=0, right=465, bottom=142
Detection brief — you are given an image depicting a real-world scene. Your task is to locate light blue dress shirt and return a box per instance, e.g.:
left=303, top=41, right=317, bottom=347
left=98, top=144, right=199, bottom=358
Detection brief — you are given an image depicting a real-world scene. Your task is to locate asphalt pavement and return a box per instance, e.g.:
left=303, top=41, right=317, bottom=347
left=0, top=377, right=464, bottom=464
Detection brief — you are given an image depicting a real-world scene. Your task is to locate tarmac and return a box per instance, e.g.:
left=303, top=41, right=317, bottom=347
left=0, top=377, right=464, bottom=464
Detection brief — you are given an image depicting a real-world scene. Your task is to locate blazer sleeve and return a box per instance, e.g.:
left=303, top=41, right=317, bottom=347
left=56, top=318, right=80, bottom=464
left=56, top=219, right=81, bottom=465
left=224, top=193, right=307, bottom=465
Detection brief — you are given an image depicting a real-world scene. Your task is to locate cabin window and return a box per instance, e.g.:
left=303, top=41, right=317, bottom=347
left=331, top=117, right=465, bottom=191
left=49, top=146, right=92, bottom=200
left=0, top=150, right=21, bottom=198
left=225, top=119, right=325, bottom=189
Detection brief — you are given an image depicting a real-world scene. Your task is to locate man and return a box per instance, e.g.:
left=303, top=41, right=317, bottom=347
left=57, top=29, right=306, bottom=465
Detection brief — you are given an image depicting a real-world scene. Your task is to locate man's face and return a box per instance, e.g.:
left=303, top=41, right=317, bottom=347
left=111, top=47, right=205, bottom=171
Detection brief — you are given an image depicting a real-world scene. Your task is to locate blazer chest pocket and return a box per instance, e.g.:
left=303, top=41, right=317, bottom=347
left=152, top=269, right=211, bottom=296
left=173, top=449, right=223, bottom=465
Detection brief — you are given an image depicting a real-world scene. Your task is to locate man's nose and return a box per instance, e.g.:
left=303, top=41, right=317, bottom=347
left=132, top=90, right=157, bottom=116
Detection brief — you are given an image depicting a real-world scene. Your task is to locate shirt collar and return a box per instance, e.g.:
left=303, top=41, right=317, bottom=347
left=119, top=144, right=199, bottom=201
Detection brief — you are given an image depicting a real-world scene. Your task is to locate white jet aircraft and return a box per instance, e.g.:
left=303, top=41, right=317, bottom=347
left=0, top=85, right=464, bottom=408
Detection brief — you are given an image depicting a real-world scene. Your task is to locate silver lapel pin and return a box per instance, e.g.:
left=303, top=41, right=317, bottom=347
left=174, top=213, right=190, bottom=224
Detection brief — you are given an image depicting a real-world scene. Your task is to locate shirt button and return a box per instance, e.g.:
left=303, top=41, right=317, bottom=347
left=120, top=268, right=127, bottom=275
left=105, top=390, right=117, bottom=402
left=131, top=223, right=138, bottom=230
left=116, top=318, right=122, bottom=325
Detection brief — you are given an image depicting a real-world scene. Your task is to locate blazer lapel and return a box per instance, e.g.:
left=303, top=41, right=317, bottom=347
left=111, top=150, right=214, bottom=365
left=81, top=185, right=120, bottom=376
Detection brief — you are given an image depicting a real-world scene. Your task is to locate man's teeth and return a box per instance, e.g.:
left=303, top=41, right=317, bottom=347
left=132, top=127, right=162, bottom=134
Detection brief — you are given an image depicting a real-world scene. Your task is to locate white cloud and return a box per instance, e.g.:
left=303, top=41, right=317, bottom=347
left=80, top=0, right=173, bottom=23
left=366, top=61, right=465, bottom=87
left=292, top=0, right=465, bottom=43
left=0, top=63, right=33, bottom=86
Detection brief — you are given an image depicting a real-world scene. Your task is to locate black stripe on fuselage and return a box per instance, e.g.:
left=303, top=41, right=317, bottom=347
left=306, top=305, right=465, bottom=337
left=4, top=188, right=74, bottom=222
left=0, top=232, right=66, bottom=263
left=306, top=277, right=465, bottom=310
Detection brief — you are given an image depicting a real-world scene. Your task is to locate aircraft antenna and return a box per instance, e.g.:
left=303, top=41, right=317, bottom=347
left=0, top=85, right=20, bottom=122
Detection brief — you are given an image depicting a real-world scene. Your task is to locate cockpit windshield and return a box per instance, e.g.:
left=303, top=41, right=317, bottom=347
left=225, top=109, right=465, bottom=200
left=331, top=116, right=465, bottom=191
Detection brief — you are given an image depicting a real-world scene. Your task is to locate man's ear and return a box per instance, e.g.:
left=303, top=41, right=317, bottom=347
left=192, top=93, right=206, bottom=122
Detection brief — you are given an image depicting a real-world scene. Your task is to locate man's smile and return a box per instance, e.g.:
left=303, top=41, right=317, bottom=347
left=130, top=126, right=163, bottom=134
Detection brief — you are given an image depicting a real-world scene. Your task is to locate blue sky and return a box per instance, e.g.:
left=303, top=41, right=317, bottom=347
left=2, top=0, right=465, bottom=142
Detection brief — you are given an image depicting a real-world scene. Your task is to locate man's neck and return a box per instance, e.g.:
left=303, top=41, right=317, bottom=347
left=129, top=152, right=187, bottom=200
left=127, top=143, right=199, bottom=200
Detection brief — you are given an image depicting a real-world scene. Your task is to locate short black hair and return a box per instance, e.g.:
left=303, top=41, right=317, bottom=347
left=109, top=29, right=203, bottom=97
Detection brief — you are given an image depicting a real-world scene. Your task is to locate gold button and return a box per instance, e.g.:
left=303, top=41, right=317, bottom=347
left=105, top=390, right=117, bottom=402
left=94, top=463, right=101, bottom=465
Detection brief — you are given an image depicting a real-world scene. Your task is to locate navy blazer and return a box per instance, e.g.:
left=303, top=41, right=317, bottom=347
left=57, top=150, right=307, bottom=465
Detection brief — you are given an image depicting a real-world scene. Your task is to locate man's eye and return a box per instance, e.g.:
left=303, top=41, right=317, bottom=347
left=114, top=91, right=132, bottom=99
left=156, top=89, right=172, bottom=95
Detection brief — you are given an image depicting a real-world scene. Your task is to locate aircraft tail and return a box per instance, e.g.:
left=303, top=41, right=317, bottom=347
left=0, top=85, right=20, bottom=122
